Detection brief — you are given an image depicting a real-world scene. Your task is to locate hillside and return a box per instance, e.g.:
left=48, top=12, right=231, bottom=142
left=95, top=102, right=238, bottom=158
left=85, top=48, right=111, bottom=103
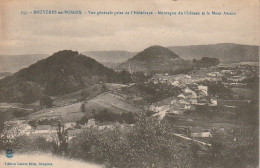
left=16, top=85, right=143, bottom=122
left=168, top=43, right=259, bottom=63
left=82, top=50, right=136, bottom=63
left=0, top=50, right=122, bottom=103
left=116, top=45, right=193, bottom=74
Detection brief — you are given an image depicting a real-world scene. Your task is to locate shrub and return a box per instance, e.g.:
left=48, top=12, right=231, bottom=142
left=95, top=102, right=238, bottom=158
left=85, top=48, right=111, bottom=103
left=198, top=125, right=259, bottom=168
left=93, top=109, right=136, bottom=124
left=0, top=136, right=53, bottom=153
left=68, top=115, right=194, bottom=168
left=40, top=95, right=54, bottom=108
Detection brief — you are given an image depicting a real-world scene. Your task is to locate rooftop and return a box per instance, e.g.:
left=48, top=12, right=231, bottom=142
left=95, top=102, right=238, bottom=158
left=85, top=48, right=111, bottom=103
left=36, top=125, right=51, bottom=130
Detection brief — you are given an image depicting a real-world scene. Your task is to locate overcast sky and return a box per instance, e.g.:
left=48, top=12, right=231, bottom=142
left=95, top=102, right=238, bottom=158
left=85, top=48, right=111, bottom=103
left=0, top=0, right=259, bottom=55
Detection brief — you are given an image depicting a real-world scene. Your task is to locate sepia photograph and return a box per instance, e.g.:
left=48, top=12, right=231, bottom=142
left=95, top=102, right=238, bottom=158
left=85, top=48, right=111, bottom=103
left=0, top=0, right=259, bottom=167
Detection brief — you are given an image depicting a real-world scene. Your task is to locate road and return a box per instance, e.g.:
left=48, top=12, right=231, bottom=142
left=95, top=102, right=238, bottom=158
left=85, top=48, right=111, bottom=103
left=173, top=133, right=212, bottom=146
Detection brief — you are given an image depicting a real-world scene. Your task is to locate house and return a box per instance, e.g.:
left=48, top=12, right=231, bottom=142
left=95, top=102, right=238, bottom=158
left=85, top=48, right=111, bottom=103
left=94, top=121, right=114, bottom=130
left=34, top=125, right=51, bottom=134
left=184, top=104, right=192, bottom=110
left=189, top=127, right=211, bottom=138
left=171, top=81, right=181, bottom=87
left=149, top=104, right=170, bottom=113
left=64, top=122, right=76, bottom=129
left=177, top=93, right=186, bottom=99
left=210, top=99, right=217, bottom=106
left=167, top=110, right=182, bottom=115
left=162, top=79, right=168, bottom=84
left=197, top=85, right=208, bottom=95
left=30, top=132, right=58, bottom=141
left=17, top=123, right=32, bottom=136
left=4, top=120, right=27, bottom=127
left=207, top=72, right=221, bottom=77
left=68, top=129, right=82, bottom=140
left=177, top=92, right=193, bottom=100
left=152, top=74, right=164, bottom=84
left=221, top=70, right=232, bottom=74
left=50, top=126, right=58, bottom=133
left=207, top=72, right=217, bottom=77
left=85, top=119, right=96, bottom=128
left=152, top=110, right=167, bottom=119
left=184, top=88, right=198, bottom=98
left=197, top=97, right=210, bottom=105
left=185, top=75, right=191, bottom=79
left=178, top=98, right=190, bottom=105
left=1, top=126, right=21, bottom=140
left=190, top=98, right=198, bottom=104
left=149, top=97, right=176, bottom=113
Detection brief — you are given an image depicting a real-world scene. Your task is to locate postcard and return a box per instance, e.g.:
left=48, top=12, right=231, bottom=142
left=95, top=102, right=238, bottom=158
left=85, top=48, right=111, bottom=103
left=0, top=0, right=259, bottom=168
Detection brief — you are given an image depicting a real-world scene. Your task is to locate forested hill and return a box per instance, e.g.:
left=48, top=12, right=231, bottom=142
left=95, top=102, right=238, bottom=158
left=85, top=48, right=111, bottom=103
left=0, top=50, right=126, bottom=103
left=116, top=45, right=192, bottom=74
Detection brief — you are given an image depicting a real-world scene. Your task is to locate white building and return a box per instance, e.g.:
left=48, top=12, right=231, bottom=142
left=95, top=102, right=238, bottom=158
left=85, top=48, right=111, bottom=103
left=17, top=123, right=32, bottom=136
left=34, top=125, right=51, bottom=134
left=68, top=129, right=82, bottom=141
left=210, top=99, right=218, bottom=106
left=64, top=122, right=76, bottom=129
left=198, top=85, right=208, bottom=95
left=189, top=127, right=211, bottom=138
left=85, top=119, right=96, bottom=128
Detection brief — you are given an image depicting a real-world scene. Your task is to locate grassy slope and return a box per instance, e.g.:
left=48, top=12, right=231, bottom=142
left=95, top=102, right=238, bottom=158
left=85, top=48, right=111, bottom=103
left=17, top=84, right=141, bottom=122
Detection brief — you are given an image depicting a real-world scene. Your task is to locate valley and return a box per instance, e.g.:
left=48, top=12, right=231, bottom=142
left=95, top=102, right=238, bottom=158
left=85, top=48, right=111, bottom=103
left=0, top=45, right=258, bottom=168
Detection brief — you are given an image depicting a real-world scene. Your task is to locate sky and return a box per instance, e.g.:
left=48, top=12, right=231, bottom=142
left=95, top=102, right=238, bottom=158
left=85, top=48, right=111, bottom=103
left=0, top=0, right=259, bottom=55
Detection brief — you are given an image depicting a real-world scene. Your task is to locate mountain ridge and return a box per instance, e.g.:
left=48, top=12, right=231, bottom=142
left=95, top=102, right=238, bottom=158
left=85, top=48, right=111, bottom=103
left=168, top=43, right=259, bottom=63
left=1, top=43, right=258, bottom=73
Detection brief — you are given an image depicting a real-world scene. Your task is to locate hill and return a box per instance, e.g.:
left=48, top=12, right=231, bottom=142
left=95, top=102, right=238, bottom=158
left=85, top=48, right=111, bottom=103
left=168, top=43, right=259, bottom=63
left=0, top=54, right=48, bottom=73
left=0, top=50, right=123, bottom=103
left=116, top=45, right=193, bottom=74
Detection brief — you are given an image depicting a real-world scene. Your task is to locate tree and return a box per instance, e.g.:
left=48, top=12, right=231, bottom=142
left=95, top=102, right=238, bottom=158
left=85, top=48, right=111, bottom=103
left=40, top=95, right=53, bottom=108
left=80, top=103, right=86, bottom=112
left=205, top=125, right=258, bottom=168
left=76, top=116, right=89, bottom=125
left=117, top=70, right=132, bottom=84
left=53, top=123, right=68, bottom=155
left=193, top=57, right=220, bottom=68
left=68, top=114, right=194, bottom=168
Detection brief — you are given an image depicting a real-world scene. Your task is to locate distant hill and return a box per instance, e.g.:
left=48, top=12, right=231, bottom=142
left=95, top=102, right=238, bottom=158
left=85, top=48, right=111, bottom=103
left=0, top=50, right=123, bottom=103
left=81, top=50, right=136, bottom=63
left=0, top=54, right=48, bottom=73
left=168, top=43, right=259, bottom=63
left=116, top=45, right=193, bottom=74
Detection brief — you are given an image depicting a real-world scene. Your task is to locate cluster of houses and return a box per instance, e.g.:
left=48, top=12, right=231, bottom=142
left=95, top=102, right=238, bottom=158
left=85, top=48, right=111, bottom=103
left=1, top=120, right=58, bottom=142
left=149, top=63, right=256, bottom=89
left=219, top=64, right=257, bottom=86
left=149, top=84, right=217, bottom=119
left=1, top=118, right=114, bottom=142
left=149, top=71, right=221, bottom=87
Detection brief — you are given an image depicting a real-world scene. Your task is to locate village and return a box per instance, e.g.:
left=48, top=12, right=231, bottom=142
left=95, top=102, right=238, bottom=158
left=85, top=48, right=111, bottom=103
left=145, top=63, right=257, bottom=142
left=0, top=63, right=258, bottom=146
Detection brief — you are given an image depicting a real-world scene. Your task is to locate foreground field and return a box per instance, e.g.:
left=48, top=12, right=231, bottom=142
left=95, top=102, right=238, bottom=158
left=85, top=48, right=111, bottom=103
left=24, top=102, right=84, bottom=122
left=19, top=88, right=141, bottom=122
left=83, top=92, right=142, bottom=114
